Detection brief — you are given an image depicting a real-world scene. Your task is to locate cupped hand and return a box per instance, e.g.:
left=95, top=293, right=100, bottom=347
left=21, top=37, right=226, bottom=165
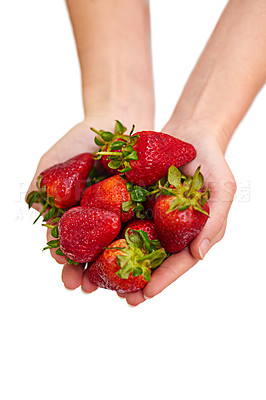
left=26, top=119, right=100, bottom=292
left=26, top=115, right=152, bottom=293
left=122, top=122, right=236, bottom=306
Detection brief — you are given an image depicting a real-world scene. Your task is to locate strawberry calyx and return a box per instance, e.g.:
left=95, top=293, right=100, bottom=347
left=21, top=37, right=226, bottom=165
left=91, top=120, right=139, bottom=173
left=159, top=166, right=210, bottom=216
left=27, top=174, right=65, bottom=224
left=106, top=229, right=167, bottom=282
left=122, top=182, right=150, bottom=219
left=42, top=217, right=78, bottom=265
left=122, top=176, right=168, bottom=219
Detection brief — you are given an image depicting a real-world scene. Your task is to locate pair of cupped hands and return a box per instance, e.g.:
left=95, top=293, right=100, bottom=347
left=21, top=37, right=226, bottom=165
left=26, top=111, right=236, bottom=306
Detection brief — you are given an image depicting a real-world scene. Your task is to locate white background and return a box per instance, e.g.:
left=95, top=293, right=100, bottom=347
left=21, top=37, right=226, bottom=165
left=1, top=1, right=266, bottom=399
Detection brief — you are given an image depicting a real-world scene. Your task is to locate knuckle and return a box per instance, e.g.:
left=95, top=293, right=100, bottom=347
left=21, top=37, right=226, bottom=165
left=225, top=178, right=237, bottom=197
left=213, top=213, right=226, bottom=234
left=214, top=224, right=227, bottom=244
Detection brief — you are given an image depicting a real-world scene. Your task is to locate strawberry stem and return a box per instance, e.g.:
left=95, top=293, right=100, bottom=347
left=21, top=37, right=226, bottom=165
left=96, top=151, right=123, bottom=157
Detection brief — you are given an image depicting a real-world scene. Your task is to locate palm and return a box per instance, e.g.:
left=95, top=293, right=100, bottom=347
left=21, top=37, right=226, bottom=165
left=122, top=129, right=236, bottom=306
left=27, top=116, right=154, bottom=293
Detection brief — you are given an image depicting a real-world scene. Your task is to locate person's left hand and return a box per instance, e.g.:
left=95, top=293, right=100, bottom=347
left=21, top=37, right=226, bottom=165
left=118, top=121, right=236, bottom=306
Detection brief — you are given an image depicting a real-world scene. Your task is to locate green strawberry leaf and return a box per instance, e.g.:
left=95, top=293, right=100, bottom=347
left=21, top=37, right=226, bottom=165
left=126, top=181, right=134, bottom=192
left=100, top=131, right=114, bottom=142
left=124, top=145, right=133, bottom=153
left=94, top=137, right=105, bottom=147
left=122, top=200, right=134, bottom=212
left=193, top=203, right=209, bottom=216
left=168, top=166, right=182, bottom=188
left=132, top=267, right=143, bottom=277
left=115, top=120, right=127, bottom=135
left=111, top=140, right=126, bottom=150
left=108, top=160, right=122, bottom=169
left=143, top=268, right=151, bottom=282
left=46, top=239, right=60, bottom=248
left=43, top=207, right=56, bottom=221
left=27, top=191, right=41, bottom=209
left=51, top=226, right=59, bottom=238
left=119, top=166, right=132, bottom=173
left=160, top=188, right=177, bottom=196
left=66, top=257, right=79, bottom=265
left=55, top=248, right=65, bottom=256
left=130, top=187, right=149, bottom=202
left=125, top=151, right=138, bottom=161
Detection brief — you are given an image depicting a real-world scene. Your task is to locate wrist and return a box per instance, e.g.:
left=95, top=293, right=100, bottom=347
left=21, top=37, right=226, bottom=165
left=83, top=84, right=155, bottom=132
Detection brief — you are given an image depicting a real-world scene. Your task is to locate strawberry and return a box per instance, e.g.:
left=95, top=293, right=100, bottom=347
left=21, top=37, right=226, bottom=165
left=143, top=193, right=156, bottom=215
left=121, top=219, right=158, bottom=241
left=93, top=122, right=196, bottom=186
left=57, top=206, right=121, bottom=263
left=27, top=153, right=94, bottom=223
left=88, top=230, right=167, bottom=293
left=125, top=131, right=196, bottom=186
left=153, top=166, right=210, bottom=253
left=80, top=175, right=134, bottom=223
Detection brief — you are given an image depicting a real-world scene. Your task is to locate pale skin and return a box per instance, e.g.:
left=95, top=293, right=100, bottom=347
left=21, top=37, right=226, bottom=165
left=26, top=0, right=266, bottom=306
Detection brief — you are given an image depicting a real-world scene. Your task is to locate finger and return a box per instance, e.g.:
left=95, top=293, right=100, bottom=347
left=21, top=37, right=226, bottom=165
left=124, top=290, right=146, bottom=307
left=62, top=263, right=85, bottom=290
left=117, top=292, right=126, bottom=299
left=190, top=176, right=236, bottom=260
left=143, top=248, right=198, bottom=299
left=81, top=268, right=98, bottom=293
left=180, top=147, right=237, bottom=260
left=25, top=157, right=48, bottom=210
left=46, top=227, right=67, bottom=264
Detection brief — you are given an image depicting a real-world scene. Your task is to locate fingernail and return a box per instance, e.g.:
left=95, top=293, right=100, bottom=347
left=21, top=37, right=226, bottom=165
left=64, top=284, right=75, bottom=291
left=143, top=295, right=151, bottom=300
left=199, top=239, right=210, bottom=259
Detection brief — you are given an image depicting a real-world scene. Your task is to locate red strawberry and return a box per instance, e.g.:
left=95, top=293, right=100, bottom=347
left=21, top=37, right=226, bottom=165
left=121, top=219, right=158, bottom=240
left=143, top=193, right=156, bottom=215
left=58, top=206, right=121, bottom=263
left=125, top=131, right=196, bottom=186
left=154, top=166, right=210, bottom=253
left=88, top=230, right=167, bottom=293
left=27, top=153, right=94, bottom=222
left=80, top=175, right=134, bottom=223
left=93, top=123, right=196, bottom=186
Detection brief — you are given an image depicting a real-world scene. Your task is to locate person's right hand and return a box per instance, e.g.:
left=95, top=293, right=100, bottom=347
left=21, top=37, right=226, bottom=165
left=26, top=114, right=153, bottom=293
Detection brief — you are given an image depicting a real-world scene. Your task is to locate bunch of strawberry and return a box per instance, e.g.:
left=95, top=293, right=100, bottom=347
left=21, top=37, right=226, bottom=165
left=27, top=121, right=210, bottom=294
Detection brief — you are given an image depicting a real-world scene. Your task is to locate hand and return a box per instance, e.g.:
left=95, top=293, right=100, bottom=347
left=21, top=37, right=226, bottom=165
left=120, top=122, right=236, bottom=306
left=26, top=119, right=98, bottom=292
left=26, top=115, right=154, bottom=293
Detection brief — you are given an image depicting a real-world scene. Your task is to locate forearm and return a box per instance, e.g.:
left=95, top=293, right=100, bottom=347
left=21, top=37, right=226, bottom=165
left=66, top=0, right=154, bottom=123
left=167, top=0, right=266, bottom=151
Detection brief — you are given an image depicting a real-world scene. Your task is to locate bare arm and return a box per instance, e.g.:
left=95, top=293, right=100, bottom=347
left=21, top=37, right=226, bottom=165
left=66, top=0, right=154, bottom=127
left=167, top=0, right=266, bottom=151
